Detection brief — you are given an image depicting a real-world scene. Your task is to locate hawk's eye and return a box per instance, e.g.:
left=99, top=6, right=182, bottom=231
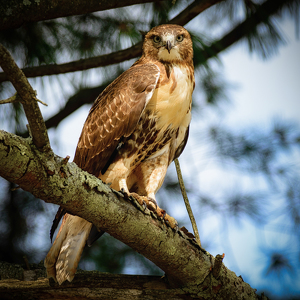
left=153, top=36, right=161, bottom=43
left=176, top=34, right=184, bottom=42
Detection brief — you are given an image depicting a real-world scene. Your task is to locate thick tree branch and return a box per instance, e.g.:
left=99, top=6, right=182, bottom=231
left=45, top=84, right=108, bottom=129
left=0, top=43, right=142, bottom=83
left=0, top=0, right=224, bottom=83
left=169, top=0, right=223, bottom=26
left=0, top=129, right=262, bottom=298
left=0, top=44, right=50, bottom=151
left=197, top=0, right=294, bottom=63
left=0, top=264, right=185, bottom=300
left=0, top=0, right=163, bottom=31
left=0, top=262, right=270, bottom=299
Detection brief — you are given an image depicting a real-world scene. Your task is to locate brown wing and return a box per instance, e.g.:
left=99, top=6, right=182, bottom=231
left=73, top=63, right=160, bottom=176
left=50, top=63, right=160, bottom=239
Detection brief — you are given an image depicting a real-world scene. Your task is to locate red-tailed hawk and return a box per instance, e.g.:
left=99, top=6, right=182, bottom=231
left=45, top=24, right=194, bottom=285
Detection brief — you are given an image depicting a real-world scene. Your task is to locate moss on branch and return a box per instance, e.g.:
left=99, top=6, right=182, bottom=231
left=0, top=129, right=264, bottom=298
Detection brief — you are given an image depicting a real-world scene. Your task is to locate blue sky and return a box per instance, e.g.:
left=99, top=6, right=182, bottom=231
left=194, top=18, right=300, bottom=297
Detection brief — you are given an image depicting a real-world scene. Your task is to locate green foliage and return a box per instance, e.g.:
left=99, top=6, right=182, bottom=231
left=209, top=120, right=300, bottom=174
left=246, top=19, right=285, bottom=59
left=266, top=253, right=293, bottom=275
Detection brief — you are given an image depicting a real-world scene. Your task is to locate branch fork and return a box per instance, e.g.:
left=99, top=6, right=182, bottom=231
left=0, top=44, right=50, bottom=151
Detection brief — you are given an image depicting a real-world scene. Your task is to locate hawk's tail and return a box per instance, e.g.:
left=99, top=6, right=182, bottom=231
left=44, top=214, right=92, bottom=285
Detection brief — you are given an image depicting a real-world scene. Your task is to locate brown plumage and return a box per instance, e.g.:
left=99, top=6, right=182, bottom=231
left=44, top=24, right=195, bottom=285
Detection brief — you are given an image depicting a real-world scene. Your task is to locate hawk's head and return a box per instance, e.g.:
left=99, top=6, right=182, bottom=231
left=143, top=24, right=193, bottom=63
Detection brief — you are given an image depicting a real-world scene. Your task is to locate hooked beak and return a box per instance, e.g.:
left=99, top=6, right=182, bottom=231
left=166, top=40, right=173, bottom=53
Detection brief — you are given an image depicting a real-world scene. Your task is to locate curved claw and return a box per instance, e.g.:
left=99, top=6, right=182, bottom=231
left=120, top=188, right=134, bottom=201
left=163, top=214, right=178, bottom=230
left=162, top=211, right=167, bottom=220
left=120, top=188, right=128, bottom=197
left=147, top=197, right=158, bottom=210
left=173, top=220, right=179, bottom=232
left=129, top=192, right=152, bottom=211
left=142, top=201, right=148, bottom=210
left=126, top=192, right=178, bottom=230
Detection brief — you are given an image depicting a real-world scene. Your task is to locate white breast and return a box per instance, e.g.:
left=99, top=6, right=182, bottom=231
left=149, top=64, right=193, bottom=130
left=145, top=64, right=194, bottom=161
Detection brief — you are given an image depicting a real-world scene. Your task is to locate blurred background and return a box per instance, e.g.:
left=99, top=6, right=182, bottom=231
left=0, top=1, right=299, bottom=299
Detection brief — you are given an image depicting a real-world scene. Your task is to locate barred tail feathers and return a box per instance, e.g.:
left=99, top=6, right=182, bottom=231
left=44, top=214, right=92, bottom=285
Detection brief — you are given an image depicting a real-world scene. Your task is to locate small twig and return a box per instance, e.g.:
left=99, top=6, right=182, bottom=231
left=174, top=158, right=201, bottom=247
left=62, top=155, right=70, bottom=165
left=33, top=93, right=48, bottom=106
left=0, top=94, right=19, bottom=104
left=36, top=98, right=48, bottom=106
left=0, top=92, right=47, bottom=106
left=26, top=124, right=33, bottom=139
left=212, top=253, right=225, bottom=278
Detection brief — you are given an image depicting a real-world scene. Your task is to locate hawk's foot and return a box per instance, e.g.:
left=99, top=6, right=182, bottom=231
left=129, top=192, right=157, bottom=212
left=128, top=192, right=178, bottom=230
left=157, top=207, right=178, bottom=230
left=164, top=214, right=178, bottom=230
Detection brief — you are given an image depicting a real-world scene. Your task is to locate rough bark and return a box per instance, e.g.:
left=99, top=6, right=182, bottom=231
left=0, top=262, right=188, bottom=300
left=0, top=129, right=265, bottom=299
left=0, top=0, right=163, bottom=31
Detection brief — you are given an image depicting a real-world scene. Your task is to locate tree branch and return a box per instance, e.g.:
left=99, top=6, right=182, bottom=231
left=0, top=0, right=224, bottom=83
left=169, top=0, right=224, bottom=26
left=197, top=0, right=294, bottom=63
left=0, top=43, right=142, bottom=83
left=0, top=0, right=163, bottom=31
left=0, top=261, right=269, bottom=299
left=0, top=44, right=50, bottom=151
left=0, top=129, right=262, bottom=298
left=0, top=263, right=184, bottom=299
left=44, top=84, right=108, bottom=129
